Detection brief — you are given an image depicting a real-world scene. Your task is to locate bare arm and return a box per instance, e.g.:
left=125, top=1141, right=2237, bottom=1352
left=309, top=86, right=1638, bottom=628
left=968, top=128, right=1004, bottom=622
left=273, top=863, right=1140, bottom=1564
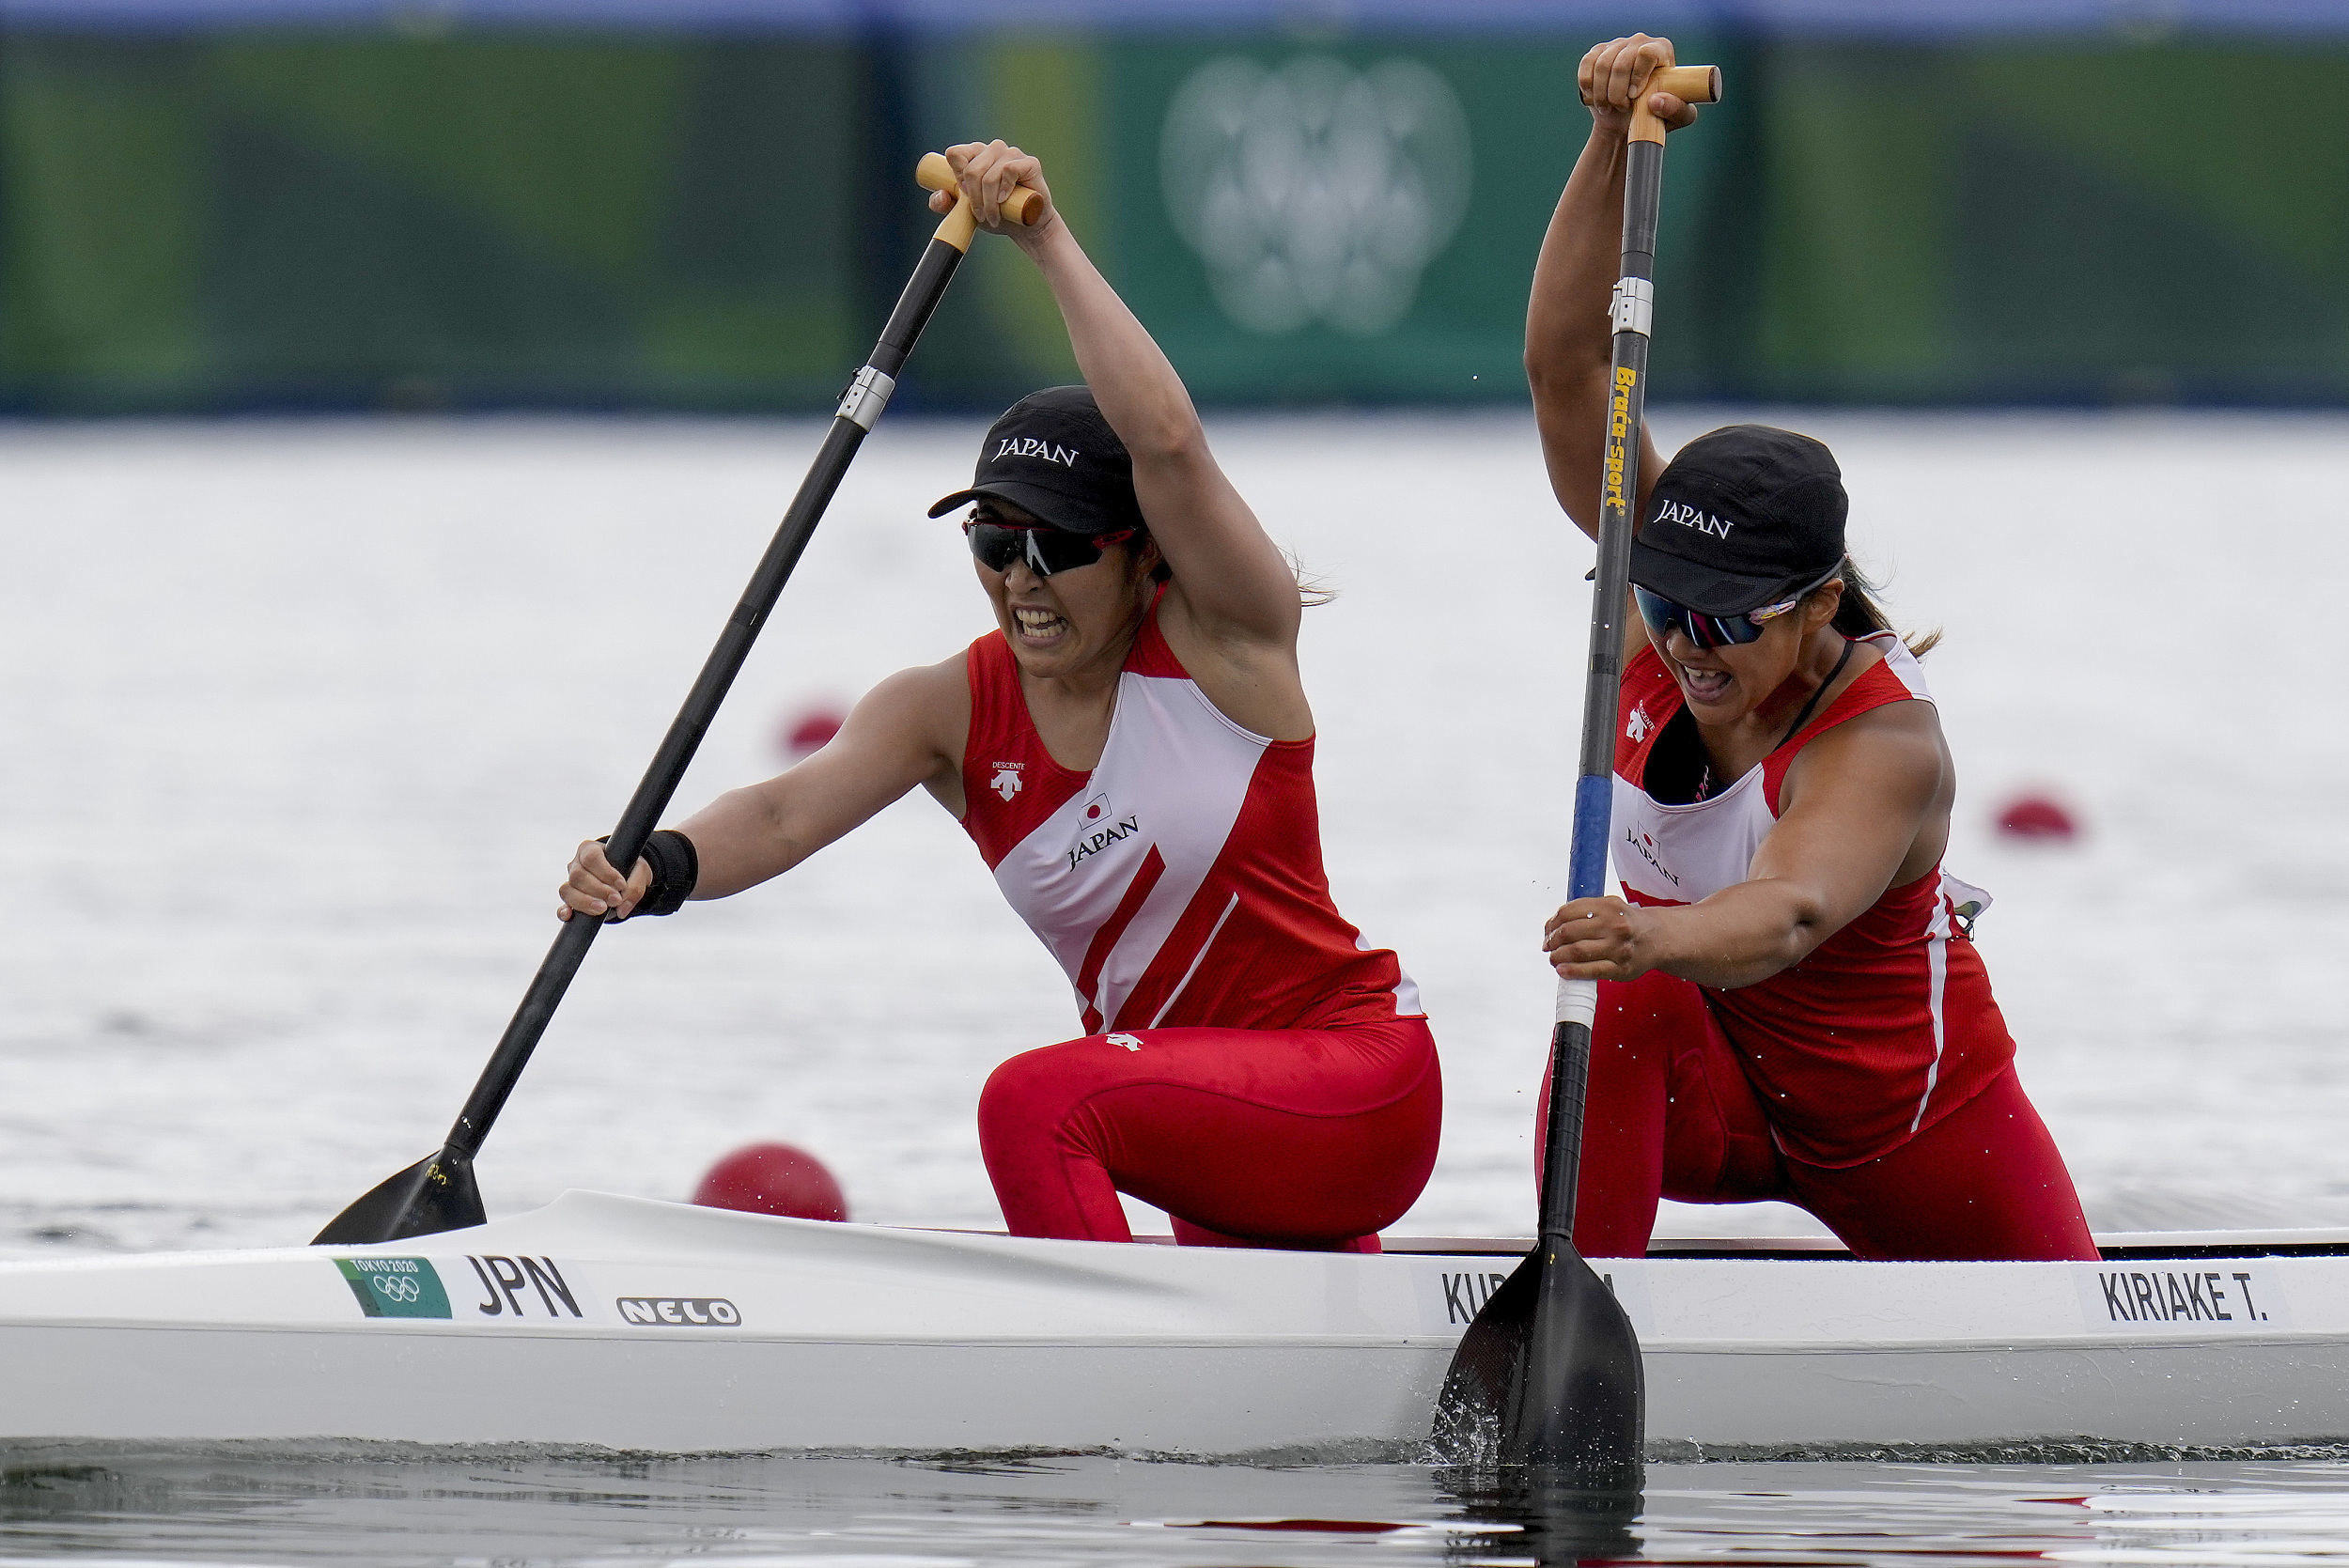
left=558, top=658, right=967, bottom=919
left=1529, top=36, right=1702, bottom=667
left=1543, top=705, right=1948, bottom=988
left=1531, top=35, right=1703, bottom=541
left=939, top=142, right=1301, bottom=652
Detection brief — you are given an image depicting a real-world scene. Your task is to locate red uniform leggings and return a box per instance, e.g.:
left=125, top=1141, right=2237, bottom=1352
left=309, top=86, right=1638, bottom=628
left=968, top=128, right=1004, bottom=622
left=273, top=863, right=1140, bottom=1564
left=1539, top=970, right=2098, bottom=1262
left=978, top=1017, right=1440, bottom=1250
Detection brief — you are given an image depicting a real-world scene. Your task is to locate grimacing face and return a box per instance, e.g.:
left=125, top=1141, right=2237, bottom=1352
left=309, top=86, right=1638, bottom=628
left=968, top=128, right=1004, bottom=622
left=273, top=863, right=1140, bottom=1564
left=972, top=502, right=1160, bottom=680
left=1645, top=582, right=1844, bottom=725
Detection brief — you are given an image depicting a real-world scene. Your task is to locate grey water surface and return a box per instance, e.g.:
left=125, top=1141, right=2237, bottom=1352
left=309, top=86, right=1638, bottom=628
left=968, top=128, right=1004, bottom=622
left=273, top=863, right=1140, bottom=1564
left=5, top=1447, right=2349, bottom=1566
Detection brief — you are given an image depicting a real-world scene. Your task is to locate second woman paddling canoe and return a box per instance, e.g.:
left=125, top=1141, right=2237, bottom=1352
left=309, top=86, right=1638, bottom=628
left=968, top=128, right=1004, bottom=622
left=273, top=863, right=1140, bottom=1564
left=559, top=140, right=1439, bottom=1253
left=1530, top=35, right=2098, bottom=1265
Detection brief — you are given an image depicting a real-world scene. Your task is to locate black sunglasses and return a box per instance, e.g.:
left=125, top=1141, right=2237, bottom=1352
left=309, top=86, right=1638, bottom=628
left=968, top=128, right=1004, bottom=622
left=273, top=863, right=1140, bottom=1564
left=963, top=517, right=1135, bottom=577
left=1633, top=563, right=1843, bottom=651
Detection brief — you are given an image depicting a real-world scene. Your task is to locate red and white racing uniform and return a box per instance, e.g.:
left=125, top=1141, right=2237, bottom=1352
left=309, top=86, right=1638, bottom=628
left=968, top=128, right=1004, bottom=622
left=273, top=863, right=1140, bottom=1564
left=1548, top=631, right=2096, bottom=1262
left=958, top=601, right=1439, bottom=1249
left=1611, top=632, right=1999, bottom=1164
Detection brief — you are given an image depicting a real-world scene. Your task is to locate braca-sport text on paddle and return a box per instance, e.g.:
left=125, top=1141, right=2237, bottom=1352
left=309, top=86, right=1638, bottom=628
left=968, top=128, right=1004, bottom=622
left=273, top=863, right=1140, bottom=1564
left=315, top=157, right=1039, bottom=1246
left=1432, top=60, right=1720, bottom=1483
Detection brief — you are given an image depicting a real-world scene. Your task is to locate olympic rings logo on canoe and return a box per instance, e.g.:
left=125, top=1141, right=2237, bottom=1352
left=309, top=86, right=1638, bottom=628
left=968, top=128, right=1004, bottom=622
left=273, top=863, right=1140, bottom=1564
left=370, top=1276, right=423, bottom=1304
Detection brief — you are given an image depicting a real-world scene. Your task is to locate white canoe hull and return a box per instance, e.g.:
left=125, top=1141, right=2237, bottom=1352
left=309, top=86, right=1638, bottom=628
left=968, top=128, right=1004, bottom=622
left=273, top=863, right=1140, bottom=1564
left=4, top=1190, right=2344, bottom=1454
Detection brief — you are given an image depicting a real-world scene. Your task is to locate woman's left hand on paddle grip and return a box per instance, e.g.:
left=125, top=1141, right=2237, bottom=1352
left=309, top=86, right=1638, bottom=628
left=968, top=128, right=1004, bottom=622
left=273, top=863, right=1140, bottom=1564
left=558, top=838, right=650, bottom=923
left=1545, top=895, right=1653, bottom=983
left=929, top=140, right=1056, bottom=241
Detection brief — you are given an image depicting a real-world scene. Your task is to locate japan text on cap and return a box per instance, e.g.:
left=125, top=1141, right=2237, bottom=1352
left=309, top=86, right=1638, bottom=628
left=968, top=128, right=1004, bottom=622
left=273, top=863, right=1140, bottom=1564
left=1629, top=425, right=1848, bottom=614
left=927, top=385, right=1144, bottom=537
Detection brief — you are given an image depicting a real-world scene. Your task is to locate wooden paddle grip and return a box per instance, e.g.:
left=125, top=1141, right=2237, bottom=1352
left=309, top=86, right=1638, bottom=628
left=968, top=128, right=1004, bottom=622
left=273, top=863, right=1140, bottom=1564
left=917, top=151, right=1042, bottom=253
left=1628, top=64, right=1721, bottom=146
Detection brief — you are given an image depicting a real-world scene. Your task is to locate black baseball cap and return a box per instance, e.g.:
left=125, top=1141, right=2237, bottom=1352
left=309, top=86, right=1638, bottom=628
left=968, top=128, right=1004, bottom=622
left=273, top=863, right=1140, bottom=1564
left=1630, top=425, right=1848, bottom=614
left=927, top=385, right=1145, bottom=537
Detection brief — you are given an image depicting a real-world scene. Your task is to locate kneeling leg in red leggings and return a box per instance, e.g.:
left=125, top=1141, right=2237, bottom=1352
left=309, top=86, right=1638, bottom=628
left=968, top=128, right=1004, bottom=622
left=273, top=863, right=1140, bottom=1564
left=1541, top=969, right=2096, bottom=1262
left=1538, top=969, right=1785, bottom=1257
left=977, top=1017, right=1440, bottom=1250
left=1783, top=1069, right=2097, bottom=1262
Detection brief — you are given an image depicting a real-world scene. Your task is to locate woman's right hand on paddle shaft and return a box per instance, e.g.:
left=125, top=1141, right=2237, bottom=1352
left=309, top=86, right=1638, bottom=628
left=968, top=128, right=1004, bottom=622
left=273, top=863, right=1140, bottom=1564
left=929, top=140, right=1058, bottom=248
left=558, top=840, right=650, bottom=923
left=1579, top=34, right=1703, bottom=135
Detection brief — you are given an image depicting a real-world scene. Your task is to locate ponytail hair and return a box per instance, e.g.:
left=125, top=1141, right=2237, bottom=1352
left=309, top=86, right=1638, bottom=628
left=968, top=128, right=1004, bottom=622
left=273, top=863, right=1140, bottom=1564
left=1134, top=530, right=1335, bottom=607
left=1826, top=555, right=1940, bottom=658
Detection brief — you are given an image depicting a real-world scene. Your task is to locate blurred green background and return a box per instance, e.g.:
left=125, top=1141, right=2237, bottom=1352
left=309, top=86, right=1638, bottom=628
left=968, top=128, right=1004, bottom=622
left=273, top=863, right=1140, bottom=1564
left=2, top=9, right=2342, bottom=412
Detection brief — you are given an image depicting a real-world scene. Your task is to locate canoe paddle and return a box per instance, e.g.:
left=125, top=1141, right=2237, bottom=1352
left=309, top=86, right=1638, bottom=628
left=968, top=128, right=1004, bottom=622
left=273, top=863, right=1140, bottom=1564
left=314, top=156, right=1039, bottom=1246
left=1432, top=62, right=1720, bottom=1481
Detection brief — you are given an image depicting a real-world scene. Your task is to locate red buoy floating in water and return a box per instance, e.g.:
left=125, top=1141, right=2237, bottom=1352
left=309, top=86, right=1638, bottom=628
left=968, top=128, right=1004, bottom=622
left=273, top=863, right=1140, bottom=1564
left=780, top=705, right=846, bottom=761
left=692, top=1143, right=849, bottom=1222
left=1996, top=792, right=2078, bottom=843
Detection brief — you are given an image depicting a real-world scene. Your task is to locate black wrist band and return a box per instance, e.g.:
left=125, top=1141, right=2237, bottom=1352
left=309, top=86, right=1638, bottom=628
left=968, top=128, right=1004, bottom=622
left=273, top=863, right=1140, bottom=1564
left=597, top=830, right=699, bottom=922
left=632, top=830, right=699, bottom=919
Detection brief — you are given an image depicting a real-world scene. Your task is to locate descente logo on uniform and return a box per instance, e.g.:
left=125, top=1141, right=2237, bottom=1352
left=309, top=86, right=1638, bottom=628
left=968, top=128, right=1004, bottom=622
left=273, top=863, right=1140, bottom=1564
left=994, top=437, right=1080, bottom=468
left=989, top=762, right=1024, bottom=801
left=1655, top=498, right=1733, bottom=537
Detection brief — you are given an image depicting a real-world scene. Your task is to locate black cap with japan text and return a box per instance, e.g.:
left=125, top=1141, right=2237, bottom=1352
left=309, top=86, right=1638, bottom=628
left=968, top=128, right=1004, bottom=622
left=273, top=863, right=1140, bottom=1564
left=927, top=386, right=1145, bottom=537
left=1630, top=425, right=1848, bottom=614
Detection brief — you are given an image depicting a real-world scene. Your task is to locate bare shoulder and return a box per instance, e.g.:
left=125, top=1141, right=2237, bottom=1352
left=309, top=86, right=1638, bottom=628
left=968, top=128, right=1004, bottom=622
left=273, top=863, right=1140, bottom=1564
left=1782, top=696, right=1947, bottom=811
left=844, top=652, right=972, bottom=768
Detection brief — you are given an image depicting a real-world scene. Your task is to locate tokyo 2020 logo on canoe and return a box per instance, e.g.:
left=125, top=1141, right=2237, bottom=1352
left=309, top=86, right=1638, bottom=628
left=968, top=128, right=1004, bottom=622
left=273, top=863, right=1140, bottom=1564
left=1160, top=55, right=1471, bottom=337
left=333, top=1256, right=452, bottom=1319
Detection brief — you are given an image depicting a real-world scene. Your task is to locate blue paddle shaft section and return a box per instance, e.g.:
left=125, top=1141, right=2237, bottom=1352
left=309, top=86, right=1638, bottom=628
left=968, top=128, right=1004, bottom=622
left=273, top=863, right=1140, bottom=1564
left=1568, top=773, right=1611, bottom=903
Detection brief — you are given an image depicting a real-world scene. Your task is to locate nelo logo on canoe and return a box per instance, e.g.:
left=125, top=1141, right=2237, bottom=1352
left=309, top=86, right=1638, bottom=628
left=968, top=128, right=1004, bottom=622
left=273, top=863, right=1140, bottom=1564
left=618, top=1296, right=742, bottom=1327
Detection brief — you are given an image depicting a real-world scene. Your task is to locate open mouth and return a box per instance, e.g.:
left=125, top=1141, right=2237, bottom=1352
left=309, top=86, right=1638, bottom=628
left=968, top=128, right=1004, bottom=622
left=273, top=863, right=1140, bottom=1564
left=1678, top=661, right=1732, bottom=704
left=1013, top=606, right=1069, bottom=643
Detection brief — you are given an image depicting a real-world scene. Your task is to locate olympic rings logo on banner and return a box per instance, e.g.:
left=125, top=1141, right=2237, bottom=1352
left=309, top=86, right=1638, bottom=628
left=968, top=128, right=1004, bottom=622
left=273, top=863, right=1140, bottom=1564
left=371, top=1275, right=423, bottom=1304
left=1161, top=54, right=1472, bottom=337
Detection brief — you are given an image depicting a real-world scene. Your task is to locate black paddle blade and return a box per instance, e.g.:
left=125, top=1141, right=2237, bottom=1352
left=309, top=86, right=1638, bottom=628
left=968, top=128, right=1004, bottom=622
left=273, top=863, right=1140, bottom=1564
left=1512, top=1243, right=1644, bottom=1484
left=311, top=1149, right=485, bottom=1245
left=1430, top=1248, right=1539, bottom=1464
left=1430, top=1243, right=1644, bottom=1487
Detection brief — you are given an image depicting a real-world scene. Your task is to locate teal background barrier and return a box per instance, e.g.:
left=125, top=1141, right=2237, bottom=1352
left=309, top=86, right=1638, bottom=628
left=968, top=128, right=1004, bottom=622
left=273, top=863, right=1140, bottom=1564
left=1, top=18, right=2342, bottom=411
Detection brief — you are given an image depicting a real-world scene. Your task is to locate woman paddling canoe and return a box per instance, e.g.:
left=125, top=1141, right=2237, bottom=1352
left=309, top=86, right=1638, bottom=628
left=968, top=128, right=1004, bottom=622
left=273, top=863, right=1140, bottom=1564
left=1531, top=35, right=2097, bottom=1264
left=559, top=141, right=1437, bottom=1252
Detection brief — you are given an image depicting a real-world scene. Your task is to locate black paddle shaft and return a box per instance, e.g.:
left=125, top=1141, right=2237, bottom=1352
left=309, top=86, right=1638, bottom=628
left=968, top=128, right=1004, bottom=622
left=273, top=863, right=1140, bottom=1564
left=1501, top=133, right=1663, bottom=1482
left=450, top=237, right=964, bottom=1153
left=1435, top=101, right=1717, bottom=1478
left=445, top=240, right=963, bottom=1154
left=1542, top=132, right=1662, bottom=1244
left=314, top=230, right=972, bottom=1246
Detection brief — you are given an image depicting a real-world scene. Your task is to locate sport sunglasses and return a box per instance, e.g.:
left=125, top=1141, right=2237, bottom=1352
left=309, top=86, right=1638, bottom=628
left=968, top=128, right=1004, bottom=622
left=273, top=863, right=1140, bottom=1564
left=1633, top=564, right=1842, bottom=651
left=963, top=518, right=1135, bottom=577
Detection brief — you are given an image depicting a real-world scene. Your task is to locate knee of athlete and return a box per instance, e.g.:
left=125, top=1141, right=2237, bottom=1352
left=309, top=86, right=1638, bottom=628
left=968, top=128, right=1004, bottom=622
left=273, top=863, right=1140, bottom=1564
left=977, top=1048, right=1114, bottom=1163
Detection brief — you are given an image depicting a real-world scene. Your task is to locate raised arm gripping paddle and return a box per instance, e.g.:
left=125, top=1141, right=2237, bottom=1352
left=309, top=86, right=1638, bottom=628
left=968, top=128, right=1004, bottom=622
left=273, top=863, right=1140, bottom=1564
left=1431, top=60, right=1720, bottom=1482
left=915, top=151, right=1042, bottom=236
left=314, top=157, right=1040, bottom=1247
